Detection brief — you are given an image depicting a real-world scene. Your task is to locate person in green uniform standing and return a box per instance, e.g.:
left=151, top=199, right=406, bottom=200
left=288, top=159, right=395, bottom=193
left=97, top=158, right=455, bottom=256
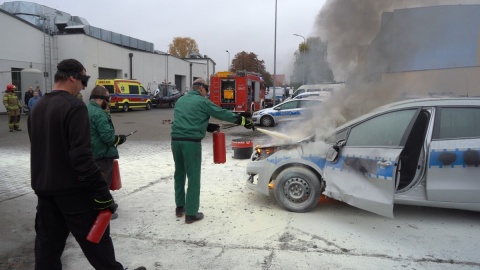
left=171, top=78, right=253, bottom=224
left=87, top=86, right=127, bottom=220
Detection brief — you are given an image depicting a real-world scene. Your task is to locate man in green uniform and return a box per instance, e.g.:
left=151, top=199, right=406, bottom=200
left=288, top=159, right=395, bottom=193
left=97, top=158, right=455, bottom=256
left=171, top=78, right=254, bottom=224
left=3, top=84, right=22, bottom=131
left=87, top=86, right=126, bottom=220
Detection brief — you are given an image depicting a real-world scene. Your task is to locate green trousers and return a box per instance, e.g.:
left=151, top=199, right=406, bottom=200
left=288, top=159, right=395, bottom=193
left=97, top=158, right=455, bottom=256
left=171, top=141, right=202, bottom=216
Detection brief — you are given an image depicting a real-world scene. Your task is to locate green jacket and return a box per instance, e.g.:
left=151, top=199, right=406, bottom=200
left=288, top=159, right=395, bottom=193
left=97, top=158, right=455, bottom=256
left=171, top=90, right=239, bottom=140
left=87, top=101, right=119, bottom=159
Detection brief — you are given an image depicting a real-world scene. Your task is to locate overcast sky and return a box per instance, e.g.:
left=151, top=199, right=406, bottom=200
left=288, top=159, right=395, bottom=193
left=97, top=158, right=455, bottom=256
left=22, top=0, right=326, bottom=77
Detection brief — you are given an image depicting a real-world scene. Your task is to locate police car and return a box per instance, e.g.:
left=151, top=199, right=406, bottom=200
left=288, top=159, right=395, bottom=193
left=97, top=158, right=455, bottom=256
left=246, top=98, right=480, bottom=217
left=251, top=98, right=322, bottom=127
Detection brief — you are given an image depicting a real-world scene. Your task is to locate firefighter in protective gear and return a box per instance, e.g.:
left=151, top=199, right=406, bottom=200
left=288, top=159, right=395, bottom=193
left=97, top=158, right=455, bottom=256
left=3, top=84, right=22, bottom=131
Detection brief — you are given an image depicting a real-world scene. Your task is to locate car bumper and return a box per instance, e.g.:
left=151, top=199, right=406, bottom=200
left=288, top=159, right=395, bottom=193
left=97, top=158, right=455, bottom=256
left=246, top=158, right=276, bottom=196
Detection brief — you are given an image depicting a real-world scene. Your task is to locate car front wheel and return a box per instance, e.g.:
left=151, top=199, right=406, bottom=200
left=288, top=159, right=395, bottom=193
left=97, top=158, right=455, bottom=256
left=122, top=103, right=129, bottom=112
left=273, top=167, right=322, bottom=212
left=260, top=115, right=274, bottom=127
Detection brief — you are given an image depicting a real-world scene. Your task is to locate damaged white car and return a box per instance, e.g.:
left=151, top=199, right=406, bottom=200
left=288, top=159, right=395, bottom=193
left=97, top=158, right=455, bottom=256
left=246, top=98, right=480, bottom=218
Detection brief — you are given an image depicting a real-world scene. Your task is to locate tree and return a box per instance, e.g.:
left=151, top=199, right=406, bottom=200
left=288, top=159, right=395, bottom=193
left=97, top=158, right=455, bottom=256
left=168, top=37, right=199, bottom=58
left=293, top=37, right=334, bottom=84
left=230, top=51, right=273, bottom=86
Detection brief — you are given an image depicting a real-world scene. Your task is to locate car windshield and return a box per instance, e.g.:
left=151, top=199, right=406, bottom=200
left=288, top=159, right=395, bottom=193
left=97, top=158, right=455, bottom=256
left=275, top=100, right=298, bottom=110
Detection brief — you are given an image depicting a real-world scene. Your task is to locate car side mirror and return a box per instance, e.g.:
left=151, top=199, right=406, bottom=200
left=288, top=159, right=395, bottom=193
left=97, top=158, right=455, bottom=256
left=326, top=146, right=340, bottom=163
left=326, top=139, right=345, bottom=163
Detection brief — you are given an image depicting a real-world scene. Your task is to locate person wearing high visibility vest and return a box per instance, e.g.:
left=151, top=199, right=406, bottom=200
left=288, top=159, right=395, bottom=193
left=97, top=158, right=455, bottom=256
left=3, top=84, right=22, bottom=131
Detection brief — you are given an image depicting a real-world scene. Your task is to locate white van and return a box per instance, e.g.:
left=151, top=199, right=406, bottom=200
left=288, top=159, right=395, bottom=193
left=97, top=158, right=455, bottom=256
left=290, top=83, right=345, bottom=99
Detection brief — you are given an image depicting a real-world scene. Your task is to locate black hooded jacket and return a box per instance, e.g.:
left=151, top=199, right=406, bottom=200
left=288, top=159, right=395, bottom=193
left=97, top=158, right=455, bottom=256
left=28, top=91, right=101, bottom=195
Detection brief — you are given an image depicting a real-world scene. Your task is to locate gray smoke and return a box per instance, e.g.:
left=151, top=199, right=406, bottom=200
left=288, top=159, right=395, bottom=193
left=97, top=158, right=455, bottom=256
left=316, top=0, right=480, bottom=80
left=276, top=0, right=480, bottom=142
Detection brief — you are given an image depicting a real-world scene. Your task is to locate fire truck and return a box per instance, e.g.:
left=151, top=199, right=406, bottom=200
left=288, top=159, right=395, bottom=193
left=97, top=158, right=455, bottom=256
left=209, top=71, right=266, bottom=116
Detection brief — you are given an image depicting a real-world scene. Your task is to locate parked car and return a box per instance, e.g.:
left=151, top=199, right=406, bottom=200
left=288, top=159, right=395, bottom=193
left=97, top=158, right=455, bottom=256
left=264, top=94, right=284, bottom=108
left=151, top=83, right=182, bottom=108
left=246, top=97, right=480, bottom=217
left=290, top=83, right=344, bottom=99
left=251, top=98, right=322, bottom=127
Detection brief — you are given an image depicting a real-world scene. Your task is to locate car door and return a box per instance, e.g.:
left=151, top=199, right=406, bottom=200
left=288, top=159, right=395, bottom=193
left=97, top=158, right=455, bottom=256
left=271, top=100, right=300, bottom=123
left=427, top=106, right=480, bottom=203
left=323, top=108, right=420, bottom=218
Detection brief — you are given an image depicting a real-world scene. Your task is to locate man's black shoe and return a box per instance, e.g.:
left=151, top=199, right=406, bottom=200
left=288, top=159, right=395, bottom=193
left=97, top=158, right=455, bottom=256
left=175, top=207, right=185, bottom=217
left=185, top=212, right=204, bottom=224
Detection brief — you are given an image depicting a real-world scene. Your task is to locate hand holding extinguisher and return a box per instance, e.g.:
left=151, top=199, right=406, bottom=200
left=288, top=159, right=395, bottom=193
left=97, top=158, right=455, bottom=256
left=87, top=190, right=118, bottom=243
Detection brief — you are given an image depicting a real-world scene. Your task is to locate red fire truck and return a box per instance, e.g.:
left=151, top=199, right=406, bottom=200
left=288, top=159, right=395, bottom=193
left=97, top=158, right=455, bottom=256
left=209, top=71, right=266, bottom=116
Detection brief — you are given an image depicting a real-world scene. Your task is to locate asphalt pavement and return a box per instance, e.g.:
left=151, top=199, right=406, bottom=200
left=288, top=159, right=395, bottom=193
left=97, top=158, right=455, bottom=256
left=1, top=107, right=480, bottom=270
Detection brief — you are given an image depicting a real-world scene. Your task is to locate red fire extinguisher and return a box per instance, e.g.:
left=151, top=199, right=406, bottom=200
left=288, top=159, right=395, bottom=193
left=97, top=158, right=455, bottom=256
left=86, top=210, right=112, bottom=243
left=213, top=130, right=226, bottom=164
left=110, top=159, right=122, bottom=190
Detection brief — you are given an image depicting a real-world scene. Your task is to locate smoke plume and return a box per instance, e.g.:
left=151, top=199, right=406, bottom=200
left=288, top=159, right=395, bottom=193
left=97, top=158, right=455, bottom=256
left=278, top=0, right=480, bottom=142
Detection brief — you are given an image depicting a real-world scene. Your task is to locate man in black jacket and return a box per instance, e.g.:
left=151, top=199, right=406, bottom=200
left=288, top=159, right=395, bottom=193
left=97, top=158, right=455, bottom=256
left=24, top=86, right=34, bottom=112
left=27, top=59, right=144, bottom=270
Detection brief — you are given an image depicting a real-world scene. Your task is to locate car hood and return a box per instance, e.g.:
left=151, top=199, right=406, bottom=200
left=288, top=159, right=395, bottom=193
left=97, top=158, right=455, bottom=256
left=254, top=108, right=275, bottom=115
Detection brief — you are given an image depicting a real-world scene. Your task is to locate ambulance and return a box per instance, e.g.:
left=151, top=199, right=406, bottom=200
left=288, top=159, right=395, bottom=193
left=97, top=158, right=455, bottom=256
left=95, top=79, right=152, bottom=112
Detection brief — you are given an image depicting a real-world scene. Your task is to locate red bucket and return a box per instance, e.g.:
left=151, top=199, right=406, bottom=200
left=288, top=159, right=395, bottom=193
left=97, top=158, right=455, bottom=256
left=232, top=139, right=253, bottom=159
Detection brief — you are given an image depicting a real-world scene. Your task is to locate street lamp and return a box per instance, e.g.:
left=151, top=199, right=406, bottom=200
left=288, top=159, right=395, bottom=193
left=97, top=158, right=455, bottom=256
left=273, top=0, right=277, bottom=105
left=226, top=50, right=230, bottom=71
left=293, top=33, right=306, bottom=84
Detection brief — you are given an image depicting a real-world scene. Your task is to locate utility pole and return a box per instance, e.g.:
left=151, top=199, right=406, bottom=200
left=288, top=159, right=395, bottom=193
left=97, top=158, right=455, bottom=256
left=226, top=50, right=230, bottom=71
left=273, top=0, right=277, bottom=105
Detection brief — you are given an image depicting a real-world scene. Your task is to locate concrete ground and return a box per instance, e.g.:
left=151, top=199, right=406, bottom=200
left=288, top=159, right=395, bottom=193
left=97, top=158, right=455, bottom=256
left=1, top=107, right=480, bottom=270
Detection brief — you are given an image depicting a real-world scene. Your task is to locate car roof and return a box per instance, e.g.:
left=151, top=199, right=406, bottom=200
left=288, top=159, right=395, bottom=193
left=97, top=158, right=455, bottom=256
left=295, top=92, right=320, bottom=97
left=278, top=98, right=322, bottom=104
left=376, top=97, right=480, bottom=110
left=335, top=97, right=480, bottom=131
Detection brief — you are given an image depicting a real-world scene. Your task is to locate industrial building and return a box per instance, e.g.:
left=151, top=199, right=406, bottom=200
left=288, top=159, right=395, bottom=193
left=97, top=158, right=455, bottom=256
left=360, top=4, right=480, bottom=97
left=0, top=1, right=215, bottom=112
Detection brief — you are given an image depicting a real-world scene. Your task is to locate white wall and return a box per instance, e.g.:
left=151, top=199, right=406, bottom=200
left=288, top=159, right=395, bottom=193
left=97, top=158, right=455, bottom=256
left=55, top=34, right=208, bottom=98
left=0, top=10, right=215, bottom=110
left=381, top=66, right=480, bottom=97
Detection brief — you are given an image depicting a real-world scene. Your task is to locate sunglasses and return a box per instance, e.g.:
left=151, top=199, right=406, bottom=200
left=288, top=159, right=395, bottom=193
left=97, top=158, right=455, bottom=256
left=90, top=95, right=110, bottom=102
left=74, top=73, right=91, bottom=87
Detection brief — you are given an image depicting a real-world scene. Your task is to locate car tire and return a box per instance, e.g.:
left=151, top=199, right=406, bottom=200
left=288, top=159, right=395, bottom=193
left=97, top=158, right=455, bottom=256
left=260, top=115, right=274, bottom=127
left=122, top=103, right=129, bottom=112
left=146, top=102, right=151, bottom=110
left=273, top=167, right=322, bottom=213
